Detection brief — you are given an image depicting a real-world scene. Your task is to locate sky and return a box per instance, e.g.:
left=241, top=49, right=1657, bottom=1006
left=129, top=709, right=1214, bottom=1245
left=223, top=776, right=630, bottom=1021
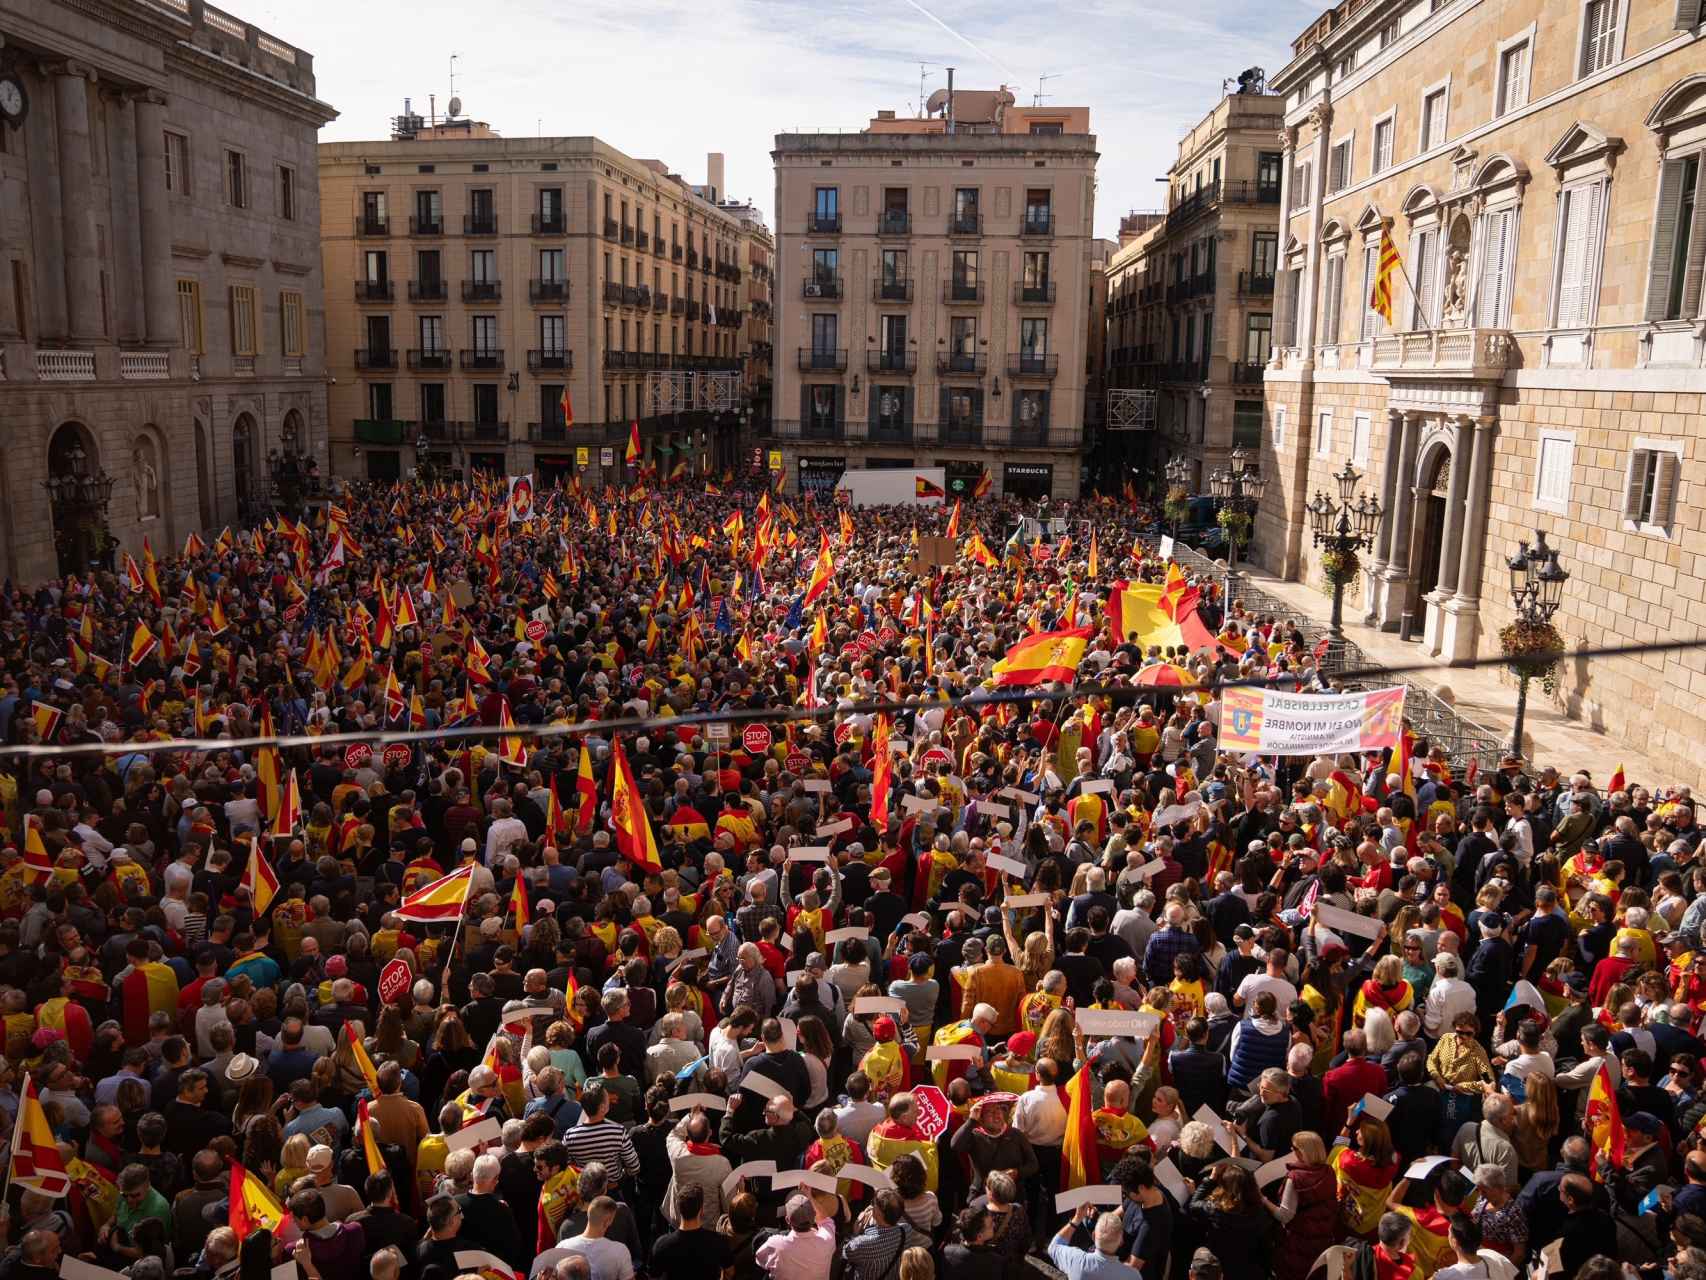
left=252, top=0, right=1314, bottom=242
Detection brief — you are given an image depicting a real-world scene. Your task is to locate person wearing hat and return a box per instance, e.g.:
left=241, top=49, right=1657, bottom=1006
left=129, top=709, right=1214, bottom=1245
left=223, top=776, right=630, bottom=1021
left=302, top=1144, right=363, bottom=1222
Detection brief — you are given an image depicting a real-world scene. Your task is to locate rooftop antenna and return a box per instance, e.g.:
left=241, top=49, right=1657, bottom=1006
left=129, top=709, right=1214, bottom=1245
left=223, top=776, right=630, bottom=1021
left=447, top=53, right=460, bottom=119
left=1033, top=73, right=1058, bottom=107
left=916, top=61, right=938, bottom=117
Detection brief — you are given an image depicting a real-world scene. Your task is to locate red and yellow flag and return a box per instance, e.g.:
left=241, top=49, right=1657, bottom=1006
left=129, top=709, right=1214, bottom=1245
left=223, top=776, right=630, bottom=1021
left=964, top=530, right=997, bottom=568
left=229, top=1159, right=288, bottom=1241
left=992, top=627, right=1091, bottom=688
left=126, top=622, right=158, bottom=669
left=973, top=468, right=993, bottom=499
left=1609, top=763, right=1626, bottom=795
left=243, top=836, right=279, bottom=918
left=1586, top=1060, right=1625, bottom=1175
left=29, top=702, right=63, bottom=743
left=803, top=535, right=835, bottom=605
left=1087, top=530, right=1100, bottom=579
left=270, top=768, right=302, bottom=840
left=575, top=745, right=598, bottom=835
left=7, top=1074, right=69, bottom=1198
left=946, top=498, right=962, bottom=538
left=358, top=1098, right=385, bottom=1175
left=625, top=420, right=642, bottom=464
left=609, top=737, right=661, bottom=874
left=509, top=873, right=531, bottom=931
left=1060, top=1060, right=1101, bottom=1191
left=869, top=715, right=894, bottom=834
left=346, top=1023, right=381, bottom=1095
left=1369, top=225, right=1400, bottom=325
left=397, top=864, right=475, bottom=923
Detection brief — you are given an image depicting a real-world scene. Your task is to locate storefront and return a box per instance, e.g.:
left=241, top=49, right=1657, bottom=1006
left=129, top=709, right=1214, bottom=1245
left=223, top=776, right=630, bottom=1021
left=468, top=451, right=507, bottom=476
left=865, top=457, right=914, bottom=469
left=1003, top=462, right=1054, bottom=500
left=364, top=450, right=401, bottom=482
left=943, top=462, right=984, bottom=497
left=536, top=453, right=576, bottom=490
left=797, top=456, right=846, bottom=496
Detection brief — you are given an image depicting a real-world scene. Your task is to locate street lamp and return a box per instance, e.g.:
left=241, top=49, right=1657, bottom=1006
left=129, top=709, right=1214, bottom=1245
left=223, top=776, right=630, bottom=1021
left=1163, top=454, right=1191, bottom=538
left=1306, top=461, right=1386, bottom=668
left=42, top=442, right=116, bottom=575
left=1503, top=530, right=1570, bottom=759
left=1207, top=446, right=1267, bottom=601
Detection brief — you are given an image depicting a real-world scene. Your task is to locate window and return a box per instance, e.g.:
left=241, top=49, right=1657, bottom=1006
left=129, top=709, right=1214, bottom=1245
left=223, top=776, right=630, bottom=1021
left=1553, top=180, right=1607, bottom=328
left=472, top=315, right=498, bottom=354
left=810, top=314, right=838, bottom=353
left=1351, top=413, right=1371, bottom=467
left=946, top=388, right=979, bottom=427
left=1329, top=138, right=1353, bottom=193
left=469, top=188, right=494, bottom=223
left=280, top=290, right=304, bottom=356
left=1252, top=232, right=1278, bottom=279
left=1023, top=251, right=1050, bottom=288
left=473, top=384, right=500, bottom=424
left=952, top=250, right=979, bottom=289
left=421, top=383, right=446, bottom=422
left=954, top=187, right=979, bottom=217
left=225, top=150, right=247, bottom=208
left=369, top=383, right=393, bottom=420
left=1476, top=207, right=1516, bottom=327
left=1361, top=242, right=1387, bottom=340
left=541, top=315, right=565, bottom=353
left=1623, top=442, right=1682, bottom=534
left=471, top=250, right=497, bottom=284
left=879, top=314, right=907, bottom=353
left=540, top=249, right=565, bottom=283
left=874, top=387, right=907, bottom=432
left=950, top=315, right=977, bottom=355
left=1410, top=228, right=1440, bottom=328
left=806, top=386, right=838, bottom=430
left=1647, top=155, right=1704, bottom=322
left=1245, top=314, right=1272, bottom=364
left=176, top=278, right=203, bottom=353
left=1233, top=401, right=1264, bottom=449
left=228, top=283, right=257, bottom=354
left=1379, top=18, right=1400, bottom=47
left=1320, top=253, right=1346, bottom=345
left=277, top=166, right=296, bottom=220
left=1020, top=317, right=1048, bottom=357
left=1421, top=87, right=1448, bottom=150
left=1315, top=410, right=1332, bottom=458
left=1580, top=0, right=1621, bottom=76
left=1291, top=162, right=1312, bottom=211
left=1257, top=152, right=1283, bottom=200
left=1372, top=118, right=1394, bottom=174
left=1028, top=122, right=1063, bottom=136
left=164, top=132, right=189, bottom=195
left=419, top=316, right=444, bottom=352
left=363, top=250, right=388, bottom=286
left=1497, top=38, right=1531, bottom=115
left=541, top=187, right=563, bottom=219
left=1024, top=188, right=1052, bottom=229
left=1014, top=389, right=1048, bottom=435
left=1273, top=405, right=1287, bottom=449
left=1536, top=431, right=1575, bottom=514
left=813, top=186, right=838, bottom=219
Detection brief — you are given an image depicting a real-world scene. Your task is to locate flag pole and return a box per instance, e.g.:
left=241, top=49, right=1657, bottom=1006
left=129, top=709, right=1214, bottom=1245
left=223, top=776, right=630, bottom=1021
left=1377, top=217, right=1431, bottom=331
left=0, top=1072, right=27, bottom=1203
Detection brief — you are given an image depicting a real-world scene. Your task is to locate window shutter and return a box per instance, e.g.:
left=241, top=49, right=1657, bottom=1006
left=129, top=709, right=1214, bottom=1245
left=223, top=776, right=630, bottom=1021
left=971, top=388, right=984, bottom=427
left=1581, top=0, right=1605, bottom=74
left=1322, top=256, right=1343, bottom=344
left=800, top=383, right=811, bottom=431
left=869, top=381, right=881, bottom=433
left=1411, top=230, right=1437, bottom=329
left=1477, top=210, right=1513, bottom=327
left=1361, top=243, right=1380, bottom=340
left=833, top=385, right=843, bottom=425
left=1624, top=451, right=1647, bottom=521
left=1654, top=452, right=1680, bottom=531
left=903, top=388, right=913, bottom=430
left=1684, top=163, right=1706, bottom=319
left=1680, top=0, right=1705, bottom=29
left=939, top=386, right=951, bottom=433
left=1557, top=188, right=1587, bottom=327
left=1646, top=160, right=1688, bottom=321
left=1039, top=391, right=1050, bottom=434
left=1010, top=387, right=1021, bottom=434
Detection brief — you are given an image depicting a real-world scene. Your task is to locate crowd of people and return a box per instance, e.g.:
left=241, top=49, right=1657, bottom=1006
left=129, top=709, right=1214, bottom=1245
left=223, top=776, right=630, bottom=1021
left=0, top=474, right=1693, bottom=1280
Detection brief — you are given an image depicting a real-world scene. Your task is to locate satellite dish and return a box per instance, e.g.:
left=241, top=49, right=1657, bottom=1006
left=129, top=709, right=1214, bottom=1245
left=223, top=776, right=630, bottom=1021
left=925, top=88, right=948, bottom=115
left=994, top=89, right=1016, bottom=108
left=447, top=95, right=463, bottom=118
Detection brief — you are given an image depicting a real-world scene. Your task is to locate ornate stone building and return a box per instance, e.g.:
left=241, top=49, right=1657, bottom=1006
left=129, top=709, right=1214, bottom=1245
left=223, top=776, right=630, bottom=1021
left=0, top=0, right=335, bottom=581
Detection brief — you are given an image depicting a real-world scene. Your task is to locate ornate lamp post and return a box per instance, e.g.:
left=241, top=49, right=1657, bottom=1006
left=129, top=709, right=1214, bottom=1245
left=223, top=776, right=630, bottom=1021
left=1305, top=462, right=1386, bottom=661
left=1162, top=454, right=1190, bottom=537
left=1207, top=447, right=1268, bottom=600
left=1500, top=530, right=1569, bottom=759
left=42, top=442, right=116, bottom=575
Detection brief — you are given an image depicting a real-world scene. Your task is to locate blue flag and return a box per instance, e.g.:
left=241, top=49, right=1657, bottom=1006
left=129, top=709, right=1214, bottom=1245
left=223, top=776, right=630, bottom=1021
left=715, top=600, right=734, bottom=636
left=783, top=594, right=803, bottom=631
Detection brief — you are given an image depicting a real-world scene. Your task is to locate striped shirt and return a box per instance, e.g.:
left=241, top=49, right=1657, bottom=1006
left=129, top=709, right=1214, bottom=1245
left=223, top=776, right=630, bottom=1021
left=559, top=1118, right=640, bottom=1178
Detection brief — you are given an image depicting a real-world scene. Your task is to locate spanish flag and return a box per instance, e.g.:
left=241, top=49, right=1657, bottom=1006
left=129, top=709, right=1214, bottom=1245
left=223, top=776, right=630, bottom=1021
left=1587, top=1059, right=1625, bottom=1175
left=973, top=468, right=993, bottom=499
left=946, top=498, right=962, bottom=538
left=465, top=634, right=495, bottom=685
left=869, top=715, right=894, bottom=834
left=575, top=745, right=599, bottom=834
left=358, top=1097, right=385, bottom=1175
left=625, top=420, right=642, bottom=465
left=610, top=737, right=661, bottom=874
left=1087, top=530, right=1100, bottom=579
left=397, top=863, right=475, bottom=923
left=803, top=535, right=835, bottom=606
left=346, top=1023, right=381, bottom=1095
left=564, top=968, right=585, bottom=1032
left=964, top=530, right=998, bottom=568
left=992, top=627, right=1091, bottom=688
left=21, top=825, right=55, bottom=887
left=29, top=702, right=63, bottom=743
left=1060, top=1060, right=1100, bottom=1190
left=242, top=836, right=279, bottom=918
left=509, top=873, right=531, bottom=931
left=271, top=768, right=302, bottom=840
left=665, top=804, right=711, bottom=843
left=118, top=959, right=180, bottom=1047
left=229, top=1159, right=289, bottom=1241
left=9, top=1075, right=70, bottom=1196
left=1609, top=763, right=1626, bottom=795
left=560, top=385, right=574, bottom=429
left=915, top=475, right=945, bottom=500
left=126, top=622, right=158, bottom=669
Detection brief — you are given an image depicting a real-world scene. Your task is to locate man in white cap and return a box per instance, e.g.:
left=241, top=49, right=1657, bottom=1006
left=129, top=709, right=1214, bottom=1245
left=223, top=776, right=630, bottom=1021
left=303, top=1144, right=362, bottom=1221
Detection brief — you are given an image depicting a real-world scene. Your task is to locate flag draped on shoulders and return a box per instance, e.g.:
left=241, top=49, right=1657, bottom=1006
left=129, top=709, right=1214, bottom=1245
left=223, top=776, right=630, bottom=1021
left=118, top=961, right=180, bottom=1047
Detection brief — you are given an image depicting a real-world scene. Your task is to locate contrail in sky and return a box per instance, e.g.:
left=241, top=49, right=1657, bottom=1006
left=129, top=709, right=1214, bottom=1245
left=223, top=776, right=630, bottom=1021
left=895, top=0, right=1021, bottom=80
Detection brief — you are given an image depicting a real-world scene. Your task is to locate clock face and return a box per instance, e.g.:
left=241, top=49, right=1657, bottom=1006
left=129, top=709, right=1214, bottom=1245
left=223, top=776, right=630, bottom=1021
left=0, top=80, right=21, bottom=119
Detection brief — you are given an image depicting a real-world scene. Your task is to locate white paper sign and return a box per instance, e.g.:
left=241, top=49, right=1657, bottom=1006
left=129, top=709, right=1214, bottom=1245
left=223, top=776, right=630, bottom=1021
left=1312, top=902, right=1386, bottom=940
left=772, top=1168, right=842, bottom=1193
left=788, top=846, right=831, bottom=863
left=854, top=996, right=906, bottom=1016
left=1000, top=787, right=1041, bottom=805
left=1355, top=1092, right=1394, bottom=1121
left=986, top=852, right=1028, bottom=879
left=444, top=1117, right=503, bottom=1151
left=1254, top=1157, right=1291, bottom=1189
left=1005, top=892, right=1053, bottom=909
left=837, top=1164, right=896, bottom=1190
left=1153, top=1157, right=1189, bottom=1204
left=723, top=1160, right=778, bottom=1196
left=1081, top=779, right=1114, bottom=795
left=707, top=723, right=732, bottom=744
left=902, top=794, right=943, bottom=814
left=980, top=800, right=1012, bottom=819
left=1403, top=1155, right=1456, bottom=1180
left=900, top=912, right=930, bottom=930
left=825, top=926, right=871, bottom=944
left=669, top=1092, right=730, bottom=1111
left=1159, top=535, right=1176, bottom=560
left=1193, top=1104, right=1239, bottom=1157
left=501, top=1004, right=559, bottom=1027
left=1127, top=857, right=1167, bottom=880
left=1054, top=1184, right=1125, bottom=1213
left=1151, top=799, right=1202, bottom=829
left=677, top=948, right=709, bottom=962
left=59, top=1261, right=129, bottom=1280
left=740, top=1070, right=792, bottom=1100
left=803, top=779, right=832, bottom=794
left=924, top=1043, right=983, bottom=1061
left=819, top=816, right=855, bottom=836
left=1075, top=1008, right=1154, bottom=1037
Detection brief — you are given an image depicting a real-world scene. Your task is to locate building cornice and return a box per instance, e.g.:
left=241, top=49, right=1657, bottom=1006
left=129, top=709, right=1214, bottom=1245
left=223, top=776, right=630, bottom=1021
left=166, top=40, right=336, bottom=127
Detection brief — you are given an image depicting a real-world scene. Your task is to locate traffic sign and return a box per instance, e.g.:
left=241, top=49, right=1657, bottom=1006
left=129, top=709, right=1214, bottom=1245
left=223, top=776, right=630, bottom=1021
left=344, top=743, right=373, bottom=771
left=742, top=724, right=773, bottom=755
left=378, top=959, right=411, bottom=1005
left=911, top=1085, right=950, bottom=1140
left=382, top=744, right=413, bottom=770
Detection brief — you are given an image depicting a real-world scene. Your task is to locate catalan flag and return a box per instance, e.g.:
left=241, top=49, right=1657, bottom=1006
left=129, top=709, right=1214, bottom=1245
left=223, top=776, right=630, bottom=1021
left=992, top=627, right=1091, bottom=688
left=29, top=701, right=63, bottom=744
left=1369, top=224, right=1400, bottom=325
left=397, top=863, right=475, bottom=923
left=9, top=1075, right=70, bottom=1196
left=242, top=836, right=279, bottom=918
left=609, top=737, right=661, bottom=874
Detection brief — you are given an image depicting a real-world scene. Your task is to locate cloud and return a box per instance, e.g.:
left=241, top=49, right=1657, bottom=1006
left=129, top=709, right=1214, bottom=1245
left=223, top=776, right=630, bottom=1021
left=249, top=0, right=1304, bottom=240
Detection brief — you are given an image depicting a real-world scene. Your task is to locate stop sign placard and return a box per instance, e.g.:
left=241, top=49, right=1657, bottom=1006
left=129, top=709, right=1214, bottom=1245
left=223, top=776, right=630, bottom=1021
left=833, top=722, right=853, bottom=746
left=382, top=743, right=413, bottom=770
left=344, top=743, right=373, bottom=771
left=785, top=750, right=811, bottom=775
left=742, top=724, right=773, bottom=755
left=525, top=620, right=548, bottom=644
left=911, top=1084, right=950, bottom=1140
left=378, top=958, right=411, bottom=1005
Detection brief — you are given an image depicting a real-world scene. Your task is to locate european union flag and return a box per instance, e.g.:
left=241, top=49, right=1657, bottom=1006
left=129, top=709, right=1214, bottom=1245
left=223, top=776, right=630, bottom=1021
left=715, top=600, right=734, bottom=635
left=783, top=594, right=803, bottom=630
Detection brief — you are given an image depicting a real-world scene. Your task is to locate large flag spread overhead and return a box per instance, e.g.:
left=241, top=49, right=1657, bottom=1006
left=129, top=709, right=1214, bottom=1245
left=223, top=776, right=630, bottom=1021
left=609, top=738, right=661, bottom=874
left=992, top=627, right=1091, bottom=688
left=9, top=1074, right=70, bottom=1196
left=397, top=864, right=475, bottom=923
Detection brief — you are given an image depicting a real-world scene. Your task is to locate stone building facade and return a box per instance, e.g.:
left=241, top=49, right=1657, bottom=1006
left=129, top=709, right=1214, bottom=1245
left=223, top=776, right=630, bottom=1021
left=0, top=0, right=335, bottom=582
left=771, top=90, right=1098, bottom=501
left=1260, top=0, right=1706, bottom=778
left=320, top=129, right=749, bottom=489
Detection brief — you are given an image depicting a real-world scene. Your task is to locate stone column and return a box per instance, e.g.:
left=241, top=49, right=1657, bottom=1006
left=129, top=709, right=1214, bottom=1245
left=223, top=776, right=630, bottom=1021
left=1371, top=408, right=1404, bottom=568
left=1296, top=105, right=1332, bottom=356
left=1453, top=416, right=1497, bottom=604
left=53, top=63, right=103, bottom=343
left=1434, top=416, right=1473, bottom=597
left=132, top=91, right=176, bottom=347
left=1386, top=412, right=1421, bottom=574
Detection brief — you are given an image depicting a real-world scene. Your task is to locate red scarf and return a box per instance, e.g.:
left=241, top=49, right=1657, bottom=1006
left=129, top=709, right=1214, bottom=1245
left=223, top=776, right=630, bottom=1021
left=685, top=1139, right=721, bottom=1156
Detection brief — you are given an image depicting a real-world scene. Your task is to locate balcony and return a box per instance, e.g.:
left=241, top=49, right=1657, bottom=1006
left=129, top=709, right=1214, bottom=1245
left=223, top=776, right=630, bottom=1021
left=604, top=218, right=620, bottom=240
left=467, top=420, right=510, bottom=443
left=355, top=280, right=394, bottom=302
left=353, top=419, right=409, bottom=446
left=355, top=214, right=388, bottom=237
left=1370, top=327, right=1515, bottom=380
left=869, top=421, right=913, bottom=444
left=866, top=350, right=917, bottom=374
left=940, top=422, right=983, bottom=445
left=687, top=249, right=700, bottom=270
left=1011, top=427, right=1052, bottom=447
left=417, top=419, right=457, bottom=443
left=804, top=275, right=843, bottom=300
left=937, top=352, right=987, bottom=376
left=1020, top=213, right=1054, bottom=237
left=797, top=348, right=848, bottom=372
left=1225, top=179, right=1283, bottom=206
left=461, top=280, right=502, bottom=303
left=530, top=279, right=569, bottom=303
left=948, top=212, right=982, bottom=236
left=603, top=350, right=627, bottom=369
left=1230, top=360, right=1266, bottom=385
left=408, top=279, right=448, bottom=302
left=627, top=286, right=650, bottom=308
left=409, top=215, right=443, bottom=236
left=873, top=278, right=914, bottom=303
left=528, top=349, right=571, bottom=372
left=653, top=292, right=669, bottom=313
left=800, top=419, right=845, bottom=441
left=1191, top=270, right=1215, bottom=298
left=807, top=213, right=842, bottom=234
left=1238, top=271, right=1276, bottom=297
left=636, top=230, right=650, bottom=251
left=1008, top=354, right=1059, bottom=379
left=603, top=283, right=624, bottom=306
left=407, top=349, right=453, bottom=371
left=653, top=237, right=666, bottom=258
left=532, top=212, right=566, bottom=235
left=464, top=213, right=498, bottom=236
left=459, top=348, right=504, bottom=370
left=620, top=225, right=635, bottom=245
left=671, top=298, right=686, bottom=317
left=671, top=244, right=683, bottom=262
left=528, top=421, right=573, bottom=443
left=1014, top=282, right=1056, bottom=305
left=943, top=281, right=983, bottom=304
left=877, top=210, right=911, bottom=236
left=686, top=300, right=700, bottom=321
left=355, top=347, right=397, bottom=369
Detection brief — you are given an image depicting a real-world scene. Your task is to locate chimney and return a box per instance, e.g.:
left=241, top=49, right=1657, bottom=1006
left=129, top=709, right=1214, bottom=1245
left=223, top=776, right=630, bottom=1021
left=706, top=152, right=725, bottom=204
left=946, top=67, right=955, bottom=134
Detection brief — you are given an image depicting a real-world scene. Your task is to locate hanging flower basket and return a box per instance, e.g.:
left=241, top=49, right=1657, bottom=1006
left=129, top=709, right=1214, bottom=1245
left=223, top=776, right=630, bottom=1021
left=1163, top=486, right=1190, bottom=528
left=1499, top=618, right=1565, bottom=693
left=1217, top=507, right=1251, bottom=549
left=1320, top=547, right=1361, bottom=589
